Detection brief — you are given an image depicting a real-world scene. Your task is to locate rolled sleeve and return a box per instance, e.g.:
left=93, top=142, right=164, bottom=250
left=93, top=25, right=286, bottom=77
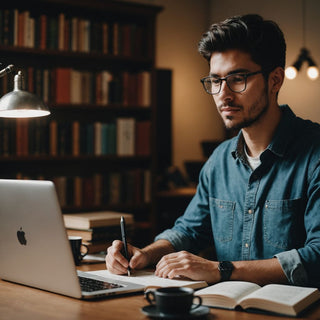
left=155, top=229, right=193, bottom=252
left=275, top=249, right=309, bottom=286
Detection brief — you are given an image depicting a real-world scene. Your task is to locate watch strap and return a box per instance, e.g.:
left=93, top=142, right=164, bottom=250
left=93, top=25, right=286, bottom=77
left=218, top=261, right=234, bottom=281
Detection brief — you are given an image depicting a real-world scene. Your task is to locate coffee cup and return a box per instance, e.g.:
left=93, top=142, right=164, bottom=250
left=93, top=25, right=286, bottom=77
left=68, top=236, right=88, bottom=266
left=145, top=287, right=202, bottom=315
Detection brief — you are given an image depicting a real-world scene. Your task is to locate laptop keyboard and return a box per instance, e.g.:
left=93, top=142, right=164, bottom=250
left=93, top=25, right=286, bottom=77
left=79, top=276, right=124, bottom=292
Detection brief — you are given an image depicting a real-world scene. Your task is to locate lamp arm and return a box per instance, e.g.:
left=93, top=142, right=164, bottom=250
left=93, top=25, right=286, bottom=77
left=0, top=65, right=14, bottom=78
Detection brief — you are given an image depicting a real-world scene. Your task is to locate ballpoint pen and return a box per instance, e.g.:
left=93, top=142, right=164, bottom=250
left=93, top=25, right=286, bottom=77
left=120, top=216, right=131, bottom=276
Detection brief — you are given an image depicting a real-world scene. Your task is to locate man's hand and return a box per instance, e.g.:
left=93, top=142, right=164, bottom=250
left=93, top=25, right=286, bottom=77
left=155, top=251, right=220, bottom=284
left=105, top=240, right=150, bottom=274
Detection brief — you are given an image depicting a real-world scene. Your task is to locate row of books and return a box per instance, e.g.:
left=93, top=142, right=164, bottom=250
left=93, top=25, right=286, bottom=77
left=0, top=9, right=147, bottom=57
left=0, top=118, right=151, bottom=157
left=16, top=170, right=151, bottom=209
left=63, top=211, right=135, bottom=253
left=0, top=67, right=151, bottom=107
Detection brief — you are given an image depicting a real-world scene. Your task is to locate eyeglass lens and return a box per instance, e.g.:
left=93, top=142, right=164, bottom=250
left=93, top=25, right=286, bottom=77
left=203, top=74, right=246, bottom=94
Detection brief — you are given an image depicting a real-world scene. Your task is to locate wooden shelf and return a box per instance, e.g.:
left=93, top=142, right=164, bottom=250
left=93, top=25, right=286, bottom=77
left=0, top=0, right=163, bottom=247
left=0, top=45, right=154, bottom=70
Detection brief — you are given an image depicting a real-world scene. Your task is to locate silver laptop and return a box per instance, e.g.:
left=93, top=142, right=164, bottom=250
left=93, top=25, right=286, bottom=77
left=0, top=179, right=144, bottom=299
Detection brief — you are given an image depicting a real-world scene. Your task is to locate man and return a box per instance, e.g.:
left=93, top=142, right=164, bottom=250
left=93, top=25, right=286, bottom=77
left=106, top=14, right=320, bottom=287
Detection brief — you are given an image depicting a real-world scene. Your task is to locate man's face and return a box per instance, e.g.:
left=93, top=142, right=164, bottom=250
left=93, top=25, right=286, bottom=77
left=210, top=49, right=269, bottom=130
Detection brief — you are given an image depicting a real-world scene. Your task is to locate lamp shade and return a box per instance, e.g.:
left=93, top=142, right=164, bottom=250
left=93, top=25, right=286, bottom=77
left=0, top=71, right=50, bottom=118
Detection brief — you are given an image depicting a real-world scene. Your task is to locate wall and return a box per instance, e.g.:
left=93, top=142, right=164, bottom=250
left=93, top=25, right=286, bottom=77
left=119, top=0, right=320, bottom=174
left=155, top=0, right=225, bottom=176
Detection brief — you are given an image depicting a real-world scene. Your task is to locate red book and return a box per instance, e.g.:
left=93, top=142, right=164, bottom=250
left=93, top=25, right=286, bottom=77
left=82, top=176, right=95, bottom=207
left=16, top=119, right=28, bottom=156
left=49, top=120, right=58, bottom=156
left=122, top=24, right=131, bottom=56
left=135, top=120, right=151, bottom=156
left=18, top=11, right=25, bottom=47
left=55, top=68, right=71, bottom=104
left=58, top=13, right=65, bottom=51
left=39, top=14, right=47, bottom=50
left=64, top=17, right=70, bottom=51
left=72, top=121, right=80, bottom=156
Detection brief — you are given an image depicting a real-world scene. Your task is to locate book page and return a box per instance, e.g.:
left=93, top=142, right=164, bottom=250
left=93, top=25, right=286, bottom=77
left=88, top=269, right=207, bottom=290
left=238, top=284, right=320, bottom=316
left=239, top=284, right=319, bottom=306
left=197, top=281, right=260, bottom=301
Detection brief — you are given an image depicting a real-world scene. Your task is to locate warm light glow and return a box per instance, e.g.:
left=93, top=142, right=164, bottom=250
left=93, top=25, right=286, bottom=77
left=285, top=66, right=298, bottom=80
left=307, top=66, right=319, bottom=80
left=0, top=109, right=50, bottom=118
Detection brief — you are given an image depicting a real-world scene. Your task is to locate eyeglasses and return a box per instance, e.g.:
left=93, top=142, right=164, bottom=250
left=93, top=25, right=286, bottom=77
left=200, top=70, right=263, bottom=95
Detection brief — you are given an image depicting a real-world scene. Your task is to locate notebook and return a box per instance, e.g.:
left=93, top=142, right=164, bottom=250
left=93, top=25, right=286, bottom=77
left=0, top=179, right=144, bottom=299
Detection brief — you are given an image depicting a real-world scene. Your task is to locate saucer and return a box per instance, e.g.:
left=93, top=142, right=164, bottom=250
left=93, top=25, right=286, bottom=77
left=141, top=304, right=210, bottom=319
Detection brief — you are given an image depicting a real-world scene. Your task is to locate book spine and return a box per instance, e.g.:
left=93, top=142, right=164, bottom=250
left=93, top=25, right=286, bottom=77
left=13, top=170, right=148, bottom=208
left=116, top=118, right=135, bottom=156
left=0, top=63, right=149, bottom=108
left=0, top=8, right=146, bottom=56
left=0, top=116, right=151, bottom=158
left=55, top=68, right=71, bottom=104
left=135, top=120, right=151, bottom=156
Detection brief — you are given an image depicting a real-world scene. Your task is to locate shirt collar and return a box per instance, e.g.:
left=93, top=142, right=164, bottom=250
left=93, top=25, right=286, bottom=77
left=231, top=105, right=296, bottom=160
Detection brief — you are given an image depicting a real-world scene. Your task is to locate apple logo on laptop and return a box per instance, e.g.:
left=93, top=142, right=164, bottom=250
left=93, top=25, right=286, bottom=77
left=17, top=227, right=27, bottom=245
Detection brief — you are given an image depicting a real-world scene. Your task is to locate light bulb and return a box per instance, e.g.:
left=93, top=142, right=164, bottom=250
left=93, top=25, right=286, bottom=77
left=285, top=66, right=298, bottom=80
left=307, top=66, right=319, bottom=80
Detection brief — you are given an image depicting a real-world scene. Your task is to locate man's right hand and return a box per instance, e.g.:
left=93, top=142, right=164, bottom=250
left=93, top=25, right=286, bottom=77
left=105, top=240, right=150, bottom=274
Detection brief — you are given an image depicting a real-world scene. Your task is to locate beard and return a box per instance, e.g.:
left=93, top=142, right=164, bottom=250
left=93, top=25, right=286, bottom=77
left=219, top=86, right=270, bottom=131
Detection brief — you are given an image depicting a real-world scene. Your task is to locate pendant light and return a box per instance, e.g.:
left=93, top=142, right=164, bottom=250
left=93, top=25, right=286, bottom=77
left=285, top=0, right=319, bottom=80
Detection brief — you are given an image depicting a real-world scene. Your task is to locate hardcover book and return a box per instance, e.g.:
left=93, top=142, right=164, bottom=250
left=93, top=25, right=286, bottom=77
left=63, top=211, right=134, bottom=230
left=116, top=117, right=135, bottom=156
left=196, top=281, right=320, bottom=317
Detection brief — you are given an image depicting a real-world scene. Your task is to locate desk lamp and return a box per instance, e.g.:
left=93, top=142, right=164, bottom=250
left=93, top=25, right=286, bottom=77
left=0, top=65, right=50, bottom=118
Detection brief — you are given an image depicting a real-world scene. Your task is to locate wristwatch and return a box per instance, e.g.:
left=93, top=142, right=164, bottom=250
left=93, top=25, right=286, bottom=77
left=218, top=261, right=234, bottom=281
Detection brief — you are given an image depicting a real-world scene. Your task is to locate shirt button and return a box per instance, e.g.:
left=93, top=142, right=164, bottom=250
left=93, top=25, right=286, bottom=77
left=248, top=209, right=253, bottom=214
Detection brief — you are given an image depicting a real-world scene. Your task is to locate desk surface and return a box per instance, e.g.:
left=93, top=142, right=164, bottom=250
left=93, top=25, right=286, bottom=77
left=2, top=263, right=320, bottom=320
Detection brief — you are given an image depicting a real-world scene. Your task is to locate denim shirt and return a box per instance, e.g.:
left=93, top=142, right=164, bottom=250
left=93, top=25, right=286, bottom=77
left=156, top=105, right=320, bottom=288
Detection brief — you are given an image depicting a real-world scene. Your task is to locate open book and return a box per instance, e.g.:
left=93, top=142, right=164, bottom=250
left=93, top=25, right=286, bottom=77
left=88, top=269, right=208, bottom=291
left=196, top=281, right=320, bottom=316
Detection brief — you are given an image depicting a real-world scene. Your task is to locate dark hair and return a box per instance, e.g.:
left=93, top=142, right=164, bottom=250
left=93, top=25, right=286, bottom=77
left=198, top=14, right=286, bottom=73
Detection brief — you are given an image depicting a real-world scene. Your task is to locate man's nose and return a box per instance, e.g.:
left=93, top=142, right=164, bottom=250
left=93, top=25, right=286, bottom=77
left=219, top=79, right=233, bottom=96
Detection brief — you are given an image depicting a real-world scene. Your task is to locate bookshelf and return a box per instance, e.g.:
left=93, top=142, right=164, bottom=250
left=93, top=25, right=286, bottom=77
left=0, top=0, right=163, bottom=246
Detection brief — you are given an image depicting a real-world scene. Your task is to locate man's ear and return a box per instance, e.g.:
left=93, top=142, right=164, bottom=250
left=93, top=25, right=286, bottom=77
left=269, top=67, right=284, bottom=94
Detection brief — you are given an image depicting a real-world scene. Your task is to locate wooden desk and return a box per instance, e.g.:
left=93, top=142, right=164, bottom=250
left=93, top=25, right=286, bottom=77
left=1, top=262, right=320, bottom=320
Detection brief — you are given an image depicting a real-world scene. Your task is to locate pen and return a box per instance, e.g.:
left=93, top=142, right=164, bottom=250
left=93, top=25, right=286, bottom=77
left=120, top=216, right=131, bottom=276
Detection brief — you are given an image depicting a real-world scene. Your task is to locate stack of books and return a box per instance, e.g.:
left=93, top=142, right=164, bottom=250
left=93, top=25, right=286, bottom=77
left=63, top=211, right=134, bottom=254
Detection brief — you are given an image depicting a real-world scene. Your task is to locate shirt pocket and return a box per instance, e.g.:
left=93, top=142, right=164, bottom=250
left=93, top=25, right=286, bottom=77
left=263, top=198, right=302, bottom=249
left=210, top=198, right=236, bottom=242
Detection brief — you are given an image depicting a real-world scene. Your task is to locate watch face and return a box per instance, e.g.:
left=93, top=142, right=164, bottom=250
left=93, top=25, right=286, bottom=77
left=218, top=261, right=234, bottom=281
left=219, top=261, right=233, bottom=271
